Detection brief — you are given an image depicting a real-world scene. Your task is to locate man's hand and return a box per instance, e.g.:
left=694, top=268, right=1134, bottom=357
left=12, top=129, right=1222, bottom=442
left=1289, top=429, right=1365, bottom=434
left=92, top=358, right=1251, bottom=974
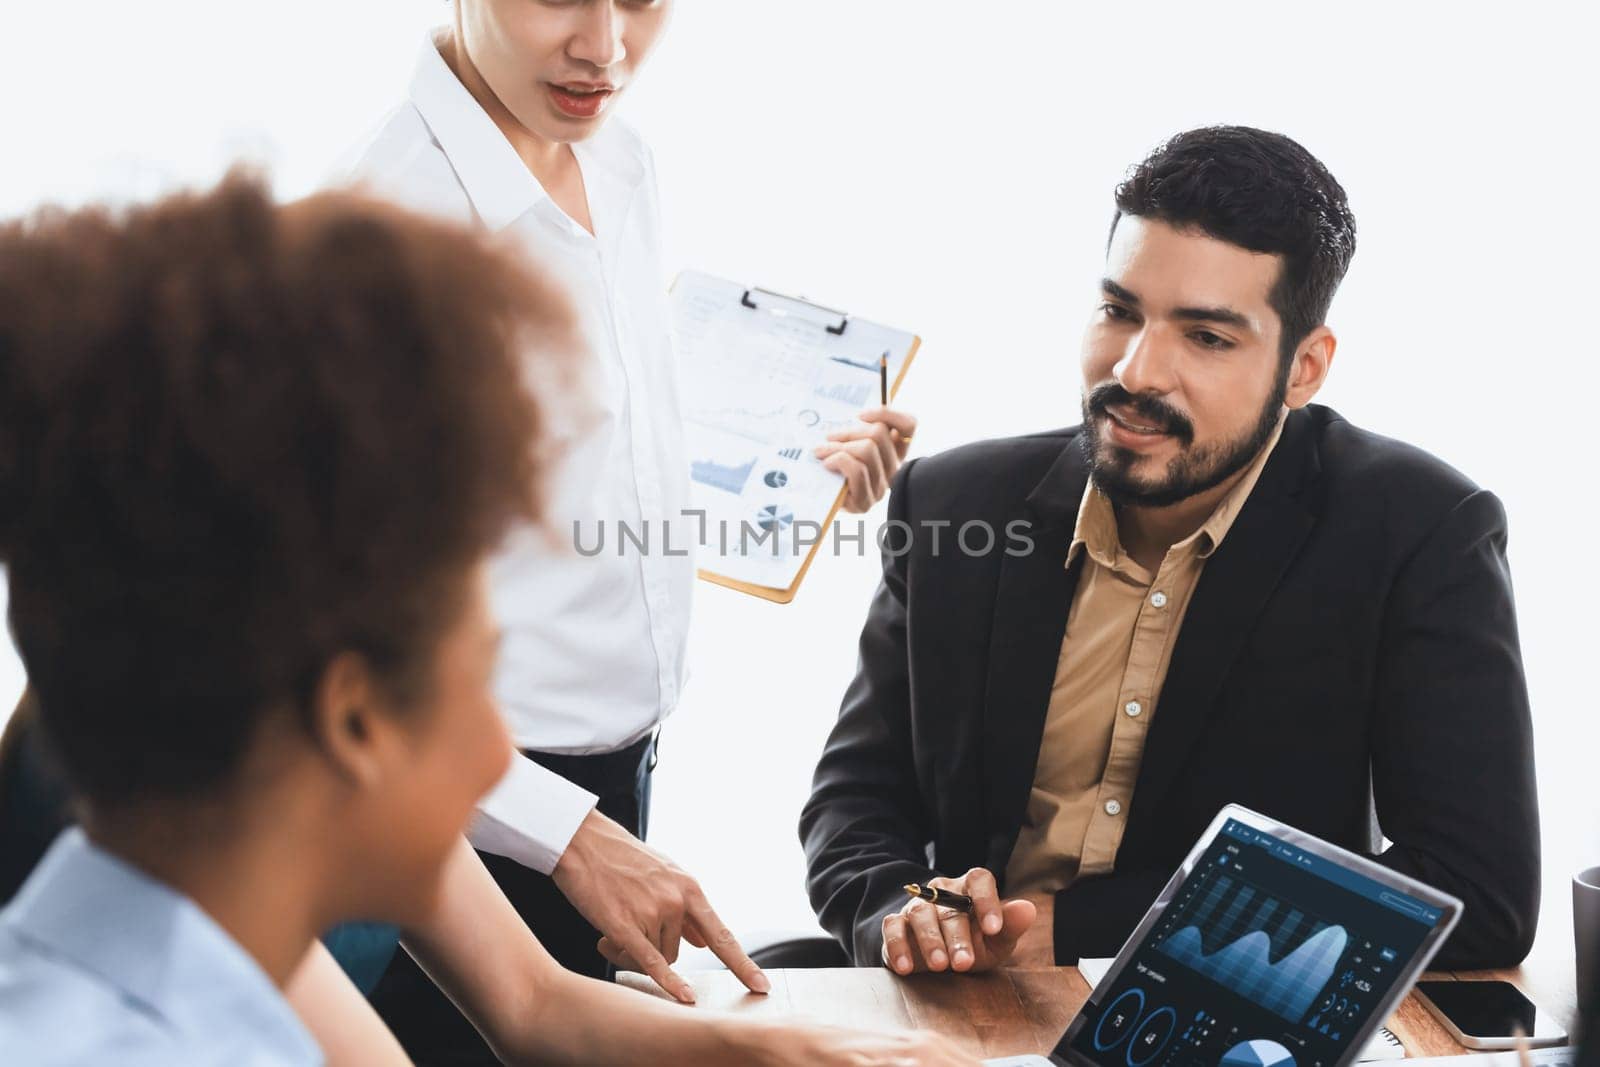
left=551, top=809, right=769, bottom=1003
left=879, top=868, right=1036, bottom=976
left=814, top=406, right=917, bottom=513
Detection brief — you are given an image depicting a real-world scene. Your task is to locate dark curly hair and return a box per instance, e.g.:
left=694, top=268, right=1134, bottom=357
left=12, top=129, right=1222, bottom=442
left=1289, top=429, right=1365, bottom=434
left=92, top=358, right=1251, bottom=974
left=0, top=174, right=572, bottom=809
left=1113, top=125, right=1357, bottom=364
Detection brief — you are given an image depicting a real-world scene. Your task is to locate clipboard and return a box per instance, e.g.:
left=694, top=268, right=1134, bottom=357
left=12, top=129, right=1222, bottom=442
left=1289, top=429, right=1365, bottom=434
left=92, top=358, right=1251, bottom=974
left=671, top=270, right=921, bottom=604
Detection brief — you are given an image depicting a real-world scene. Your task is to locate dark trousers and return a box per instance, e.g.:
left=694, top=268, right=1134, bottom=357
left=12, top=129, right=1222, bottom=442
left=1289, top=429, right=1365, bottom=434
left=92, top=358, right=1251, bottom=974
left=371, top=731, right=657, bottom=1066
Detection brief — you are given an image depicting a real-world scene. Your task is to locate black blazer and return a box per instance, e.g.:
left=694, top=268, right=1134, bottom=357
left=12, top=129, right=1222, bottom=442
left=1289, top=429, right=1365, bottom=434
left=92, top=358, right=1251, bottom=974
left=800, top=405, right=1539, bottom=971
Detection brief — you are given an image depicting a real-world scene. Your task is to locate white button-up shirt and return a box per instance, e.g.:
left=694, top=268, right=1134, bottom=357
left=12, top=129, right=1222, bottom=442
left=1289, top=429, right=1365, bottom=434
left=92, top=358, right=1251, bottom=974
left=0, top=829, right=322, bottom=1066
left=341, top=36, right=693, bottom=873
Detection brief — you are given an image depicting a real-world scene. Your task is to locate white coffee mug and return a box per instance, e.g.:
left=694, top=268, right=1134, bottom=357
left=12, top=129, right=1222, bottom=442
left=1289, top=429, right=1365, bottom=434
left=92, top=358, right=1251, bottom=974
left=1576, top=866, right=1600, bottom=1014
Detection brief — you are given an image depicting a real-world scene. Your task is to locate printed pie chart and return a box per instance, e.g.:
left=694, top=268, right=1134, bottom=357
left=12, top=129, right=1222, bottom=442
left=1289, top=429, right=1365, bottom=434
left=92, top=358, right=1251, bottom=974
left=1220, top=1039, right=1297, bottom=1067
left=756, top=505, right=794, bottom=532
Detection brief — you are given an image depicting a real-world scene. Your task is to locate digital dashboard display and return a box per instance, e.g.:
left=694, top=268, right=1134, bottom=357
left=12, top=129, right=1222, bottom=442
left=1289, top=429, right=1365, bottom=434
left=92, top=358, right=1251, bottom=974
left=1064, top=820, right=1444, bottom=1067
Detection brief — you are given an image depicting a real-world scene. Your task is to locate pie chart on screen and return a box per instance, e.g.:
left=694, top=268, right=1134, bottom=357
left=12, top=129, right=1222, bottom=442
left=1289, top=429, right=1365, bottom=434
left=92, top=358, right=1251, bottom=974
left=1220, top=1039, right=1296, bottom=1067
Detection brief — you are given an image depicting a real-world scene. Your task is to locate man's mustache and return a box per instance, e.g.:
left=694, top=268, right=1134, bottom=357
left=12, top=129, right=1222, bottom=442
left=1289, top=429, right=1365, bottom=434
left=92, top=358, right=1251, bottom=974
left=1084, top=383, right=1195, bottom=447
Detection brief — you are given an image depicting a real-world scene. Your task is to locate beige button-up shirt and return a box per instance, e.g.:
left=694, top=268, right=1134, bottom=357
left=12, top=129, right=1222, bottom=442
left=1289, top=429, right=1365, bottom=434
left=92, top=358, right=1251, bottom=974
left=1005, top=421, right=1284, bottom=895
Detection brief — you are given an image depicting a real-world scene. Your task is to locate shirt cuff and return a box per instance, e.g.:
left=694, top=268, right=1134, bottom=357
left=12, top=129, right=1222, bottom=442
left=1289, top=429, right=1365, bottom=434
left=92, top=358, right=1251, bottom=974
left=466, top=751, right=599, bottom=875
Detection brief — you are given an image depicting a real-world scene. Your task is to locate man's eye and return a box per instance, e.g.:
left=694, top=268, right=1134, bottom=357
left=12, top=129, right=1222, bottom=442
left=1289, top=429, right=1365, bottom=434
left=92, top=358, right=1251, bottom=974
left=1191, top=330, right=1232, bottom=350
left=1101, top=303, right=1134, bottom=321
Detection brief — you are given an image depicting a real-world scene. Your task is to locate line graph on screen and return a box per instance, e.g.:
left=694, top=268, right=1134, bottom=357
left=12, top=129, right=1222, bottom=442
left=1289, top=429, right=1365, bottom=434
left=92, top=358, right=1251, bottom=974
left=1155, top=871, right=1346, bottom=1023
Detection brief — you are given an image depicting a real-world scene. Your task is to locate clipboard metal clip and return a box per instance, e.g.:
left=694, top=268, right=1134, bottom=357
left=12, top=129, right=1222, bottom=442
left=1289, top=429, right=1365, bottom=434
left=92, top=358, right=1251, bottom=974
left=741, top=286, right=849, bottom=336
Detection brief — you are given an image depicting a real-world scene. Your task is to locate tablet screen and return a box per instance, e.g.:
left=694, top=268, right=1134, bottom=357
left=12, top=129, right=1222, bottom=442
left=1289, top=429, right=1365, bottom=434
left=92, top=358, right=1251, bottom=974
left=1064, top=818, right=1445, bottom=1067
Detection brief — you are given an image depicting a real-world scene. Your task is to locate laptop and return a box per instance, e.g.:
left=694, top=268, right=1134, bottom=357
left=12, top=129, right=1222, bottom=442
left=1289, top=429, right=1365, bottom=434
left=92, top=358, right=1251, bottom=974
left=986, top=804, right=1462, bottom=1067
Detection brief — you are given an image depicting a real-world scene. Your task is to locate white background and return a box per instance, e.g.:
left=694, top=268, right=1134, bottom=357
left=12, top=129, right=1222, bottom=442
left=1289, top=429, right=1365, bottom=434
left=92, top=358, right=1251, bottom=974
left=2, top=1, right=1596, bottom=977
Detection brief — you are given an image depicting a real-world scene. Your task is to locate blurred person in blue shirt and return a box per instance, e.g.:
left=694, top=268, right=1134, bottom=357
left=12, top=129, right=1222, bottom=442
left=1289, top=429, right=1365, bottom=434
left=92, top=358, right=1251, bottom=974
left=0, top=176, right=983, bottom=1067
left=0, top=175, right=564, bottom=1064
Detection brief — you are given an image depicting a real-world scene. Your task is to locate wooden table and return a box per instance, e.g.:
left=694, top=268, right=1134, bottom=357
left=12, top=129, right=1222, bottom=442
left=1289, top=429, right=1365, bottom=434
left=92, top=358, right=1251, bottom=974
left=622, top=961, right=1582, bottom=1061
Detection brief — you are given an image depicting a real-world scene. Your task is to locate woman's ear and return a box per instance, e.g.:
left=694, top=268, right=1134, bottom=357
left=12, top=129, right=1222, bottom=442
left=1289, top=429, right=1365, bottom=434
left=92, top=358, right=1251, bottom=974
left=307, top=652, right=391, bottom=788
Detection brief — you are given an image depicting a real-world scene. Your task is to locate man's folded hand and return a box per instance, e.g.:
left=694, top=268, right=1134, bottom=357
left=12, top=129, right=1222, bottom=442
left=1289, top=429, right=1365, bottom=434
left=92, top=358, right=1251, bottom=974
left=880, top=868, right=1037, bottom=975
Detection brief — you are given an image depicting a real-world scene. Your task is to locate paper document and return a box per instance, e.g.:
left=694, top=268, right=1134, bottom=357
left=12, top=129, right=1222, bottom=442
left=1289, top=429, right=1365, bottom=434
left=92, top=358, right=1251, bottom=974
left=671, top=270, right=919, bottom=600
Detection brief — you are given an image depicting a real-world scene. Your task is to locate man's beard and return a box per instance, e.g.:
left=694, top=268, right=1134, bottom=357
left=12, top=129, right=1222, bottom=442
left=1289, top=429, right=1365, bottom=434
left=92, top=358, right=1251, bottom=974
left=1078, top=371, right=1287, bottom=509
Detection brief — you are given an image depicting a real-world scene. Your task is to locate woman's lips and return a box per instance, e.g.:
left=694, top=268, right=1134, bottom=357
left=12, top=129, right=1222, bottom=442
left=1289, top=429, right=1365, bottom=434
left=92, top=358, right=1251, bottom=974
left=547, top=83, right=614, bottom=119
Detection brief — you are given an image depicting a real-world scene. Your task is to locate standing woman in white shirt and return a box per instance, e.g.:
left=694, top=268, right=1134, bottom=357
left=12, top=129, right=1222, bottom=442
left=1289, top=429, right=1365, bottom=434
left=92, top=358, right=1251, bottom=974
left=344, top=2, right=917, bottom=1062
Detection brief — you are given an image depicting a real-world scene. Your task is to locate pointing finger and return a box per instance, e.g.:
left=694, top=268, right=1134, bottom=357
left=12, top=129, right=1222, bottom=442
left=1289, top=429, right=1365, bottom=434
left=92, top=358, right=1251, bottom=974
left=616, top=927, right=696, bottom=1005
left=687, top=893, right=771, bottom=995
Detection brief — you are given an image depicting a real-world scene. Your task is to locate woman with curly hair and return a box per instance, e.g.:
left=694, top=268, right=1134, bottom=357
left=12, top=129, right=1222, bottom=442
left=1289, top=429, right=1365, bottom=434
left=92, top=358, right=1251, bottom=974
left=0, top=176, right=978, bottom=1066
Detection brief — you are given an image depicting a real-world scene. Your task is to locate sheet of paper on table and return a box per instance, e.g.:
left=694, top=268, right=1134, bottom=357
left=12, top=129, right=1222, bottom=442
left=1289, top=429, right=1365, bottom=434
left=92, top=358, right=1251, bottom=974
left=1400, top=1053, right=1575, bottom=1067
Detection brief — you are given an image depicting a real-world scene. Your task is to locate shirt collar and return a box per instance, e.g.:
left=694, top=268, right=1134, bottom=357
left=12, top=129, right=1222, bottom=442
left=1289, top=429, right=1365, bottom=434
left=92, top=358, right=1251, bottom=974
left=1069, top=476, right=1124, bottom=572
left=407, top=30, right=648, bottom=234
left=409, top=30, right=552, bottom=231
left=4, top=828, right=320, bottom=1064
left=1068, top=415, right=1287, bottom=570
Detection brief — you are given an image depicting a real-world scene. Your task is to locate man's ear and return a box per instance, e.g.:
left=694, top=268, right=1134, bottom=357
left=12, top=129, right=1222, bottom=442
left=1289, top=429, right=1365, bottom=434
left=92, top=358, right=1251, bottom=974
left=308, top=652, right=391, bottom=788
left=1284, top=325, right=1337, bottom=410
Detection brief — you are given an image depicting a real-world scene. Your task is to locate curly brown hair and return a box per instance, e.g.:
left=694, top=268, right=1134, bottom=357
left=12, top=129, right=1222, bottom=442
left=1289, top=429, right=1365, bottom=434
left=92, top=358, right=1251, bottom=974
left=0, top=173, right=572, bottom=808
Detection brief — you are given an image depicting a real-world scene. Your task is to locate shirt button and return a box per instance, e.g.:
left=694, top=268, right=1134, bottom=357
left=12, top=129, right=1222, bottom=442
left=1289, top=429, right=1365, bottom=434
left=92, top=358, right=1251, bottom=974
left=1104, top=799, right=1123, bottom=816
left=1150, top=591, right=1169, bottom=608
left=1125, top=700, right=1143, bottom=718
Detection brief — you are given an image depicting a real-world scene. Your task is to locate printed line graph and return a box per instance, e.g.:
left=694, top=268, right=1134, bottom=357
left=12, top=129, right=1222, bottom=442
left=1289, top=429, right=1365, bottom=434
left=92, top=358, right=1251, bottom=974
left=687, top=403, right=788, bottom=445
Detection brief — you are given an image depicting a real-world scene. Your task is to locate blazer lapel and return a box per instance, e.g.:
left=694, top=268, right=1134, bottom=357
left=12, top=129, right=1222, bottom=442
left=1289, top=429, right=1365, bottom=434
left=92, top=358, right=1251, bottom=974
left=981, top=440, right=1087, bottom=876
left=1125, top=414, right=1322, bottom=838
